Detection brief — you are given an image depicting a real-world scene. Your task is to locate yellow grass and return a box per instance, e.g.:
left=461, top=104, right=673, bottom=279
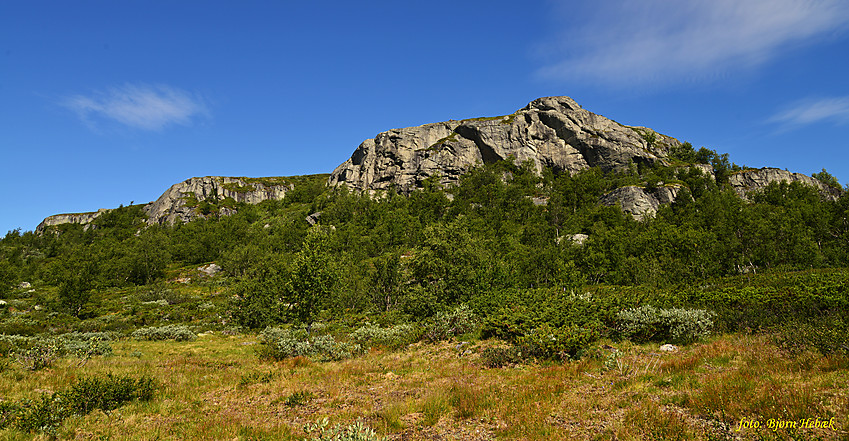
left=0, top=333, right=846, bottom=440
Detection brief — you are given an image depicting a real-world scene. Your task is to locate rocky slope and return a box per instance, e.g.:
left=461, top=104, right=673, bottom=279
left=36, top=209, right=113, bottom=232
left=329, top=96, right=679, bottom=193
left=143, top=176, right=291, bottom=225
left=37, top=177, right=292, bottom=231
left=38, top=97, right=844, bottom=230
left=728, top=168, right=841, bottom=201
left=600, top=185, right=682, bottom=221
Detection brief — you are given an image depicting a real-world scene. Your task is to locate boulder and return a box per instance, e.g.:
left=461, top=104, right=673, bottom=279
left=198, top=263, right=222, bottom=276
left=306, top=211, right=323, bottom=226
left=660, top=344, right=678, bottom=352
left=599, top=185, right=681, bottom=220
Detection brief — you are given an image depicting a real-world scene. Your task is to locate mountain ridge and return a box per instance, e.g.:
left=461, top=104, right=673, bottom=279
left=36, top=96, right=842, bottom=230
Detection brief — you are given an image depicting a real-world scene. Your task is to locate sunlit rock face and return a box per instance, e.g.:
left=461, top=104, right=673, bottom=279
left=330, top=96, right=678, bottom=194
left=728, top=168, right=841, bottom=201
left=142, top=177, right=291, bottom=225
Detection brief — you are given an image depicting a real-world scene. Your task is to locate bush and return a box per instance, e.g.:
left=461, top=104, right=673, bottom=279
left=0, top=373, right=156, bottom=434
left=349, top=323, right=421, bottom=349
left=258, top=327, right=362, bottom=362
left=283, top=390, right=313, bottom=407
left=514, top=322, right=601, bottom=361
left=13, top=394, right=66, bottom=435
left=132, top=324, right=197, bottom=341
left=423, top=305, right=478, bottom=342
left=304, top=418, right=386, bottom=441
left=0, top=332, right=115, bottom=370
left=62, top=373, right=156, bottom=415
left=12, top=339, right=61, bottom=371
left=480, top=346, right=522, bottom=368
left=616, top=305, right=714, bottom=344
left=776, top=315, right=849, bottom=356
left=477, top=289, right=622, bottom=342
left=56, top=332, right=116, bottom=357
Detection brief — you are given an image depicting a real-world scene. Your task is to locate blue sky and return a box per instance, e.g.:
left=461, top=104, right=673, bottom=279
left=3, top=0, right=849, bottom=234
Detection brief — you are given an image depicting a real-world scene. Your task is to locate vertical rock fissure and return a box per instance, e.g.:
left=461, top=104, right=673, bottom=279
left=453, top=125, right=502, bottom=165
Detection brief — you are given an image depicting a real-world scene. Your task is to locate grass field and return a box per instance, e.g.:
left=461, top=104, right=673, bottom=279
left=0, top=332, right=845, bottom=440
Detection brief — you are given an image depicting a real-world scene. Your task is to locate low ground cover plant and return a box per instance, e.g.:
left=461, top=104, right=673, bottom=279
left=304, top=418, right=386, bottom=441
left=257, top=327, right=362, bottom=362
left=0, top=332, right=116, bottom=370
left=349, top=322, right=421, bottom=349
left=131, top=324, right=197, bottom=341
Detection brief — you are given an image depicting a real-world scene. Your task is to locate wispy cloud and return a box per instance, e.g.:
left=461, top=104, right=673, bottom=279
left=770, top=96, right=849, bottom=127
left=63, top=84, right=209, bottom=131
left=537, top=0, right=849, bottom=85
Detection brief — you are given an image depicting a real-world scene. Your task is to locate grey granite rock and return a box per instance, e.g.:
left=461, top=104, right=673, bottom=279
left=329, top=96, right=677, bottom=194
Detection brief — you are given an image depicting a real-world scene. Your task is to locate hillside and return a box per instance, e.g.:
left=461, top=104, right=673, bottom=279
left=0, top=97, right=847, bottom=439
left=35, top=96, right=842, bottom=230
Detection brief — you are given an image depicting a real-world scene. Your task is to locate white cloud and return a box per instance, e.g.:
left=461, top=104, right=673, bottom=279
left=770, top=96, right=849, bottom=127
left=537, top=0, right=849, bottom=85
left=63, top=84, right=209, bottom=131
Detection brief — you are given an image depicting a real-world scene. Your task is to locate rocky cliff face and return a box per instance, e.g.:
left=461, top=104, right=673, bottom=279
left=36, top=209, right=112, bottom=233
left=600, top=185, right=682, bottom=221
left=142, top=176, right=291, bottom=225
left=329, top=96, right=679, bottom=193
left=37, top=177, right=292, bottom=231
left=728, top=168, right=841, bottom=201
left=38, top=97, right=845, bottom=231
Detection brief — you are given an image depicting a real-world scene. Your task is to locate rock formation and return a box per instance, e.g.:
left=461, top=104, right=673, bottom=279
left=142, top=176, right=291, bottom=225
left=36, top=209, right=112, bottom=233
left=728, top=168, right=841, bottom=201
left=600, top=185, right=682, bottom=220
left=329, top=96, right=679, bottom=193
left=37, top=97, right=846, bottom=230
left=37, top=176, right=292, bottom=231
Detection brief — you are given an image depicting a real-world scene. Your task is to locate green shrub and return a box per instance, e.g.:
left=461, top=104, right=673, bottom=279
left=477, top=289, right=623, bottom=342
left=131, top=324, right=197, bottom=341
left=13, top=394, right=66, bottom=435
left=238, top=371, right=277, bottom=386
left=616, top=305, right=714, bottom=344
left=0, top=333, right=114, bottom=369
left=0, top=401, right=22, bottom=430
left=423, top=305, right=478, bottom=342
left=776, top=315, right=849, bottom=356
left=0, top=373, right=156, bottom=434
left=304, top=418, right=386, bottom=441
left=349, top=323, right=421, bottom=349
left=480, top=346, right=522, bottom=368
left=56, top=332, right=116, bottom=357
left=62, top=373, right=156, bottom=415
left=283, top=390, right=313, bottom=407
left=514, top=322, right=601, bottom=361
left=258, top=327, right=362, bottom=362
left=12, top=339, right=61, bottom=371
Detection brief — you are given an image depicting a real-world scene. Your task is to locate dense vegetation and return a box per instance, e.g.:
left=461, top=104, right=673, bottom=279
left=0, top=145, right=848, bottom=438
left=1, top=149, right=848, bottom=344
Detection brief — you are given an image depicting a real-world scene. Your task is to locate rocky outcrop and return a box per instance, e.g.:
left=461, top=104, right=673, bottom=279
left=38, top=176, right=293, bottom=231
left=142, top=177, right=292, bottom=225
left=728, top=168, right=841, bottom=201
left=36, top=208, right=111, bottom=233
left=600, top=185, right=682, bottom=220
left=329, top=96, right=678, bottom=193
